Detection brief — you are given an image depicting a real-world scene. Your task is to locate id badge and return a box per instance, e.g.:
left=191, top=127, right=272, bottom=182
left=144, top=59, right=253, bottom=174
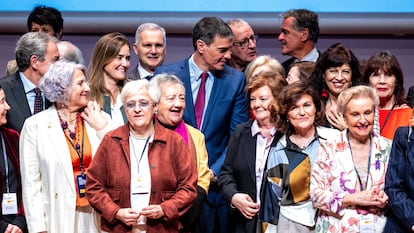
left=2, top=193, right=18, bottom=215
left=76, top=173, right=87, bottom=198
left=132, top=174, right=149, bottom=194
left=359, top=214, right=375, bottom=233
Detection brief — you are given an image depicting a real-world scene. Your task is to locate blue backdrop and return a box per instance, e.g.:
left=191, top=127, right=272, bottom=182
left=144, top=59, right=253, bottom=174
left=1, top=0, right=413, bottom=13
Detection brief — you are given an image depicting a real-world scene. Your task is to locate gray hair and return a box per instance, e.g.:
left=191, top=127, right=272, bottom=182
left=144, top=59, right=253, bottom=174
left=121, top=79, right=160, bottom=105
left=337, top=85, right=379, bottom=115
left=57, top=41, right=85, bottom=64
left=227, top=18, right=249, bottom=28
left=281, top=9, right=319, bottom=43
left=149, top=73, right=184, bottom=93
left=39, top=60, right=86, bottom=103
left=134, top=22, right=166, bottom=45
left=15, top=32, right=58, bottom=71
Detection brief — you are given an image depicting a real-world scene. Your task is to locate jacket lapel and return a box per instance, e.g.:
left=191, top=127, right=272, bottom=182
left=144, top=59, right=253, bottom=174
left=180, top=60, right=197, bottom=127
left=201, top=73, right=222, bottom=131
left=45, top=107, right=76, bottom=193
left=10, top=74, right=31, bottom=116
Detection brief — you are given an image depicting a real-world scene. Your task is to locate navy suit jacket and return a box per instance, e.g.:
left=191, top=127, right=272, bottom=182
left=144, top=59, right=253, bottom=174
left=218, top=120, right=281, bottom=233
left=155, top=57, right=249, bottom=177
left=384, top=127, right=414, bottom=232
left=0, top=73, right=51, bottom=133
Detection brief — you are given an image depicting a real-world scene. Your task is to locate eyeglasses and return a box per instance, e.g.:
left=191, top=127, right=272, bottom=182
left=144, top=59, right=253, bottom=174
left=233, top=35, right=258, bottom=48
left=125, top=100, right=152, bottom=110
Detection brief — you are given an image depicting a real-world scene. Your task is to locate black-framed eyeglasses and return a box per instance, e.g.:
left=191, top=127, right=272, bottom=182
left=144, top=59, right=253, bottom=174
left=233, top=35, right=258, bottom=48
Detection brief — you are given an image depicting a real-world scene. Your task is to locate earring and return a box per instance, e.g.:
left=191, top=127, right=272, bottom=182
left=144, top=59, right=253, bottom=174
left=321, top=89, right=329, bottom=99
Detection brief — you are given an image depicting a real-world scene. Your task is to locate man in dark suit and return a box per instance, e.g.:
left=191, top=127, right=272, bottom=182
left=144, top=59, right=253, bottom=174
left=278, top=9, right=320, bottom=76
left=127, top=23, right=166, bottom=80
left=155, top=16, right=249, bottom=233
left=0, top=32, right=58, bottom=132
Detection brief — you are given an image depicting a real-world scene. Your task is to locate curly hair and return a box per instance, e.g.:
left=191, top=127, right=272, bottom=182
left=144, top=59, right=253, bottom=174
left=337, top=85, right=379, bottom=116
left=277, top=82, right=324, bottom=134
left=245, top=71, right=287, bottom=124
left=308, top=43, right=361, bottom=102
left=39, top=60, right=86, bottom=103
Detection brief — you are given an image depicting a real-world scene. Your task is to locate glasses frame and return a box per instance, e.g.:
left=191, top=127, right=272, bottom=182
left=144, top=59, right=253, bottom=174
left=233, top=34, right=258, bottom=48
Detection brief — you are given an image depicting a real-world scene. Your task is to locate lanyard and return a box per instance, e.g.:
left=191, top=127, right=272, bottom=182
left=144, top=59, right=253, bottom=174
left=130, top=135, right=151, bottom=173
left=64, top=121, right=85, bottom=174
left=347, top=134, right=372, bottom=191
left=1, top=133, right=9, bottom=193
left=380, top=102, right=396, bottom=133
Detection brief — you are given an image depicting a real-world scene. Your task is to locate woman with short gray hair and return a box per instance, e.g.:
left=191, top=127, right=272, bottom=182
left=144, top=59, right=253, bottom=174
left=20, top=60, right=111, bottom=233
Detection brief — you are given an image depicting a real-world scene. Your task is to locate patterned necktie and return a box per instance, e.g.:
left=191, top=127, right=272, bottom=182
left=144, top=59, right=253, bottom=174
left=194, top=72, right=208, bottom=129
left=33, top=87, right=43, bottom=114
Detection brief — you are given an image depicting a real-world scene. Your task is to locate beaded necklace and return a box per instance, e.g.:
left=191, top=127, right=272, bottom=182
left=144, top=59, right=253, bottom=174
left=58, top=112, right=85, bottom=173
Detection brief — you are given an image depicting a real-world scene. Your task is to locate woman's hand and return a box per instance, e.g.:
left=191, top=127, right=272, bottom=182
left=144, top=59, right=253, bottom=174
left=5, top=224, right=22, bottom=233
left=115, top=208, right=140, bottom=226
left=140, top=205, right=165, bottom=219
left=343, top=189, right=383, bottom=207
left=81, top=100, right=108, bottom=131
left=326, top=109, right=347, bottom=131
left=230, top=193, right=260, bottom=219
left=372, top=188, right=388, bottom=209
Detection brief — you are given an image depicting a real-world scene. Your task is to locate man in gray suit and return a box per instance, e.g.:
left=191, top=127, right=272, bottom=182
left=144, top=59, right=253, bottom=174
left=0, top=32, right=58, bottom=132
left=127, top=23, right=166, bottom=80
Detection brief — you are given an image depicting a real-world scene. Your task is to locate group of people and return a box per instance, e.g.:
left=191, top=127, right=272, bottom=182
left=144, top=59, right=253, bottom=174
left=0, top=5, right=413, bottom=233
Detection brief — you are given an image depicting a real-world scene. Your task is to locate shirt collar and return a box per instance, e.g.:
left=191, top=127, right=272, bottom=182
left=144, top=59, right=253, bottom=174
left=299, top=47, right=319, bottom=63
left=189, top=54, right=211, bottom=81
left=19, top=72, right=37, bottom=94
left=138, top=63, right=152, bottom=78
left=251, top=119, right=276, bottom=137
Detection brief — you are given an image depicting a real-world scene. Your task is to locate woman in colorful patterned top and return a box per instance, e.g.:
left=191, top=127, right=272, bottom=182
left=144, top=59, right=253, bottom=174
left=310, top=85, right=392, bottom=233
left=265, top=82, right=339, bottom=232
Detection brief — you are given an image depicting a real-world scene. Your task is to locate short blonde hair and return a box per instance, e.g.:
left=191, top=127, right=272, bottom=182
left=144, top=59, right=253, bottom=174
left=244, top=55, right=284, bottom=84
left=337, top=85, right=379, bottom=115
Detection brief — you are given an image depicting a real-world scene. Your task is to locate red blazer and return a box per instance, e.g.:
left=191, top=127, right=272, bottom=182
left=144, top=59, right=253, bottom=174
left=86, top=121, right=197, bottom=233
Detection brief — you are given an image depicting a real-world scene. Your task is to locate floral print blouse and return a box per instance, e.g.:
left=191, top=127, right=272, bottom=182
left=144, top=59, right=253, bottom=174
left=310, top=130, right=392, bottom=233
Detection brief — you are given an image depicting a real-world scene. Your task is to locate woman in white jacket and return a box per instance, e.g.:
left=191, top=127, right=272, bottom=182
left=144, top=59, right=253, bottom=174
left=20, top=60, right=110, bottom=233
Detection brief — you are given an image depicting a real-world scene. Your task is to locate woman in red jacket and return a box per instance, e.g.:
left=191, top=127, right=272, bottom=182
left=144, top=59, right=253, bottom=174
left=86, top=79, right=197, bottom=233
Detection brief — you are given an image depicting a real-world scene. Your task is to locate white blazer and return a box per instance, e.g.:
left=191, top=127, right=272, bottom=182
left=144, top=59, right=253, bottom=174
left=19, top=106, right=108, bottom=233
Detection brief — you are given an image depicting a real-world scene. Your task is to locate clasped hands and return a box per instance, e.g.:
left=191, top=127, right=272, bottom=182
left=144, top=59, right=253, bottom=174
left=116, top=205, right=165, bottom=226
left=352, top=187, right=388, bottom=214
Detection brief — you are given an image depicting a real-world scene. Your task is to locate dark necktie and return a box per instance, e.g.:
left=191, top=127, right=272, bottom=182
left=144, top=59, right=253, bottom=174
left=194, top=72, right=208, bottom=129
left=144, top=74, right=153, bottom=80
left=33, top=87, right=43, bottom=114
